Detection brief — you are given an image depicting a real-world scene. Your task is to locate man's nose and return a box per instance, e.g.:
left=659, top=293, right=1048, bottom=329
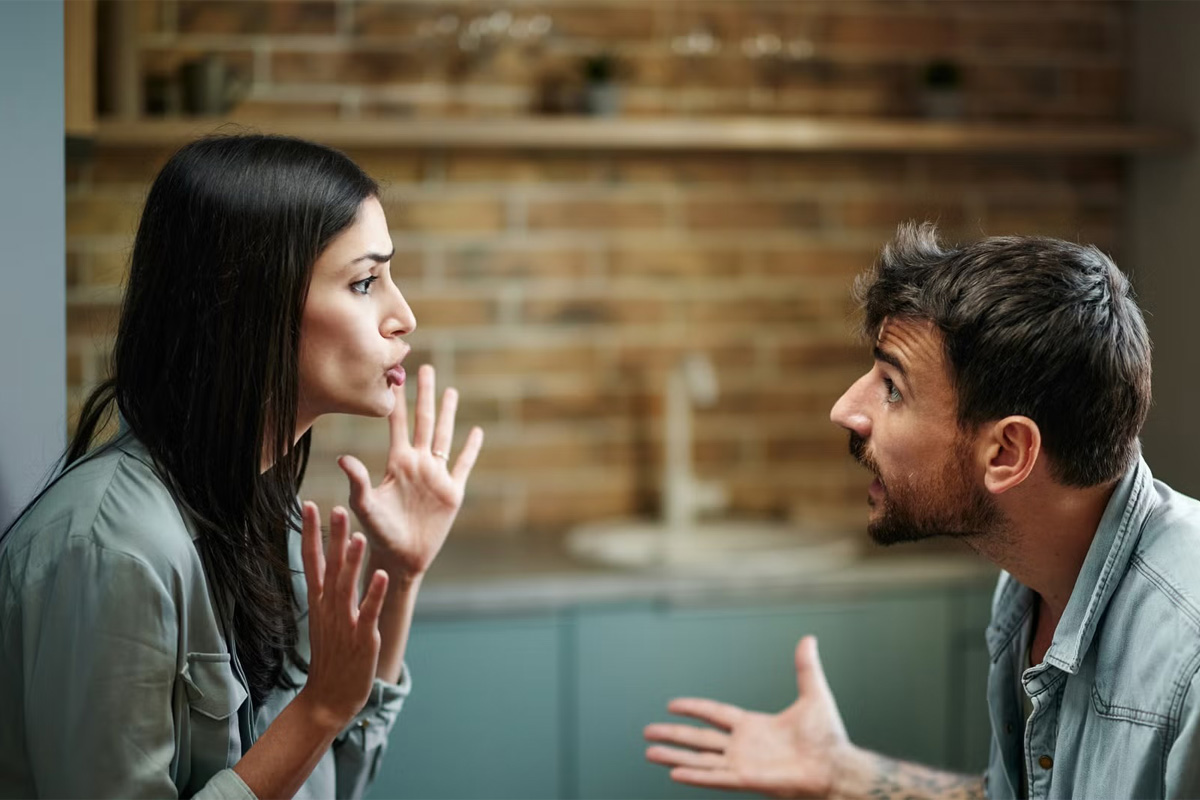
left=830, top=373, right=872, bottom=439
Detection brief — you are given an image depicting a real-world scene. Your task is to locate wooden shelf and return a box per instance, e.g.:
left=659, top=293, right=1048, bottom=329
left=90, top=117, right=1188, bottom=154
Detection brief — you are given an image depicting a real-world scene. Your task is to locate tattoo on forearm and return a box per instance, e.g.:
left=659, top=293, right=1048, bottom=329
left=862, top=752, right=985, bottom=800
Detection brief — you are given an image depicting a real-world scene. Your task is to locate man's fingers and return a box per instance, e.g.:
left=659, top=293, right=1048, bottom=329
left=643, top=723, right=729, bottom=752
left=669, top=767, right=744, bottom=791
left=644, top=746, right=725, bottom=770
left=795, top=635, right=832, bottom=699
left=666, top=697, right=744, bottom=730
left=300, top=501, right=325, bottom=598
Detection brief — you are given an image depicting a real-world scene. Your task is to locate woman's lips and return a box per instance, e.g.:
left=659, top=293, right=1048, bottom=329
left=386, top=366, right=406, bottom=387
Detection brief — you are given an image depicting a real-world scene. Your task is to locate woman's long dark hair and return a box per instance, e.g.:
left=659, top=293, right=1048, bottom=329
left=67, top=134, right=379, bottom=703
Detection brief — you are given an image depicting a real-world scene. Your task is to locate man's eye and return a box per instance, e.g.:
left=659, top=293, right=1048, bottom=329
left=351, top=276, right=378, bottom=295
left=884, top=378, right=902, bottom=404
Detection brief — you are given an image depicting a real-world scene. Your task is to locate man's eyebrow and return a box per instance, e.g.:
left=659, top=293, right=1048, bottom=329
left=348, top=248, right=395, bottom=267
left=873, top=345, right=908, bottom=379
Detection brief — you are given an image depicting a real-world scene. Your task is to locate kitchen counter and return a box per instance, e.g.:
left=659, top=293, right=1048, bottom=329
left=416, top=535, right=1000, bottom=616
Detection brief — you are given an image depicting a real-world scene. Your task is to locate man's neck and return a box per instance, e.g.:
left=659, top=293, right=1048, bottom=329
left=971, top=477, right=1118, bottom=625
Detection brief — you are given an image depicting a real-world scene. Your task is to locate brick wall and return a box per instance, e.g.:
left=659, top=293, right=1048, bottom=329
left=67, top=0, right=1129, bottom=538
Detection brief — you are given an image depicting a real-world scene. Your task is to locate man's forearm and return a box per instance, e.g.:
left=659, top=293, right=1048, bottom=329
left=835, top=746, right=985, bottom=800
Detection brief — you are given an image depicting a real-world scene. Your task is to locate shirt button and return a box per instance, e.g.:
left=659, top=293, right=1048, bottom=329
left=1039, top=755, right=1053, bottom=770
left=1005, top=723, right=1013, bottom=734
left=359, top=719, right=370, bottom=729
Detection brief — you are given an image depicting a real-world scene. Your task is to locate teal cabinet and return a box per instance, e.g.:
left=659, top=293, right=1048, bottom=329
left=573, top=590, right=955, bottom=799
left=947, top=583, right=996, bottom=773
left=367, top=614, right=566, bottom=800
left=367, top=581, right=996, bottom=799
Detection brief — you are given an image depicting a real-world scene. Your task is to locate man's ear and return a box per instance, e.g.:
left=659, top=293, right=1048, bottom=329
left=979, top=416, right=1041, bottom=495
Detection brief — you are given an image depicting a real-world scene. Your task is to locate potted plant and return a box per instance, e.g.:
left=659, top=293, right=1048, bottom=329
left=582, top=52, right=622, bottom=116
left=919, top=58, right=964, bottom=120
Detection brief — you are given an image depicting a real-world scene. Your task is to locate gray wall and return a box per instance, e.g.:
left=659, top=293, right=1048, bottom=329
left=0, top=1, right=65, bottom=529
left=1129, top=4, right=1200, bottom=497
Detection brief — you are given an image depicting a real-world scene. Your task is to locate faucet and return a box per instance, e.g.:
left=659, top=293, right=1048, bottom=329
left=662, top=352, right=728, bottom=558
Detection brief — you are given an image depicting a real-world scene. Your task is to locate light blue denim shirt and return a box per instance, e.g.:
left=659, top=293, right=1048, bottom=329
left=985, top=456, right=1200, bottom=799
left=0, top=435, right=409, bottom=798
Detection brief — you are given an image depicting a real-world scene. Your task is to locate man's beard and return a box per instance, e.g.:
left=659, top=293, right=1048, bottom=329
left=849, top=431, right=1004, bottom=546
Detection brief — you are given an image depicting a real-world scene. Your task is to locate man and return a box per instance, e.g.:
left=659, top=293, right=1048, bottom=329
left=644, top=222, right=1200, bottom=799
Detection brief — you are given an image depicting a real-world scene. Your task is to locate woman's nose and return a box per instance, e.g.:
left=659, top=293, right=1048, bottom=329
left=384, top=286, right=416, bottom=337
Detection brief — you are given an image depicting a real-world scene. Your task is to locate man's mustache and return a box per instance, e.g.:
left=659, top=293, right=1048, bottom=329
left=849, top=431, right=880, bottom=478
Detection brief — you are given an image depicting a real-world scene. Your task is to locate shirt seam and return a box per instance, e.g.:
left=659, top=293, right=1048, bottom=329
left=1129, top=553, right=1200, bottom=634
left=991, top=600, right=1034, bottom=665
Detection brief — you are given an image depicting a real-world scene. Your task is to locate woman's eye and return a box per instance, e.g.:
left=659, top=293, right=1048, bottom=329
left=884, top=378, right=902, bottom=404
left=351, top=276, right=378, bottom=295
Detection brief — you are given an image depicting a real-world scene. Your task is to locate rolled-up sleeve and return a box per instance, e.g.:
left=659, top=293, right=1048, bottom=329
left=332, top=667, right=411, bottom=799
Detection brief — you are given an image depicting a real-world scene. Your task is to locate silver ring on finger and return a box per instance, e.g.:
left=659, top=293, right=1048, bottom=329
left=431, top=449, right=449, bottom=461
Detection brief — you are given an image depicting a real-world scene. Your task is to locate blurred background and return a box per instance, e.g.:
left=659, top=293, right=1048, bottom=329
left=5, top=1, right=1200, bottom=798
left=59, top=0, right=1188, bottom=539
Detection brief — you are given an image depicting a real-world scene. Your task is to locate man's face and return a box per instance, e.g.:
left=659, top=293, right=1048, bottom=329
left=830, top=317, right=1003, bottom=545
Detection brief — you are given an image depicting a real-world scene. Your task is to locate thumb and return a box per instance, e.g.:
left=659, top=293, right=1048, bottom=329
left=337, top=454, right=374, bottom=516
left=794, top=635, right=832, bottom=699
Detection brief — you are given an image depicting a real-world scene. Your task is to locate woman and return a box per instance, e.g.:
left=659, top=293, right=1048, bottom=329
left=0, top=134, right=483, bottom=798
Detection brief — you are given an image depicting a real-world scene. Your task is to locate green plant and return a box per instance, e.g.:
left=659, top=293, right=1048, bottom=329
left=583, top=52, right=617, bottom=84
left=923, top=59, right=961, bottom=90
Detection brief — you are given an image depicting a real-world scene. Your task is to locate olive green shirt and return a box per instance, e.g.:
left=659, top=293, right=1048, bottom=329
left=0, top=436, right=409, bottom=798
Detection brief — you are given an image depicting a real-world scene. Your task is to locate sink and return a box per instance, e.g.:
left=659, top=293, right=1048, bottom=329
left=566, top=519, right=861, bottom=574
left=573, top=352, right=862, bottom=576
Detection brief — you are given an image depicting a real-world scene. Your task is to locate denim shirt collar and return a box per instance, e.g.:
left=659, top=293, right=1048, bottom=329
left=985, top=455, right=1155, bottom=673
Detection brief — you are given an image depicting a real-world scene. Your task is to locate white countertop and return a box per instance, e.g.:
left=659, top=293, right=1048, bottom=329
left=415, top=536, right=1000, bottom=617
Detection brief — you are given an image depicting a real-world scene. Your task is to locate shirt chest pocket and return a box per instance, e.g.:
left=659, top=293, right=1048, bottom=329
left=180, top=652, right=248, bottom=791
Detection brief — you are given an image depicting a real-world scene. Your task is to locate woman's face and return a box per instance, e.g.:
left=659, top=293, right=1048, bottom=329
left=297, top=196, right=415, bottom=431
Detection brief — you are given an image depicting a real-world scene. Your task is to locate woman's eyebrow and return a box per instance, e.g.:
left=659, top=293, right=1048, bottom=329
left=347, top=248, right=395, bottom=267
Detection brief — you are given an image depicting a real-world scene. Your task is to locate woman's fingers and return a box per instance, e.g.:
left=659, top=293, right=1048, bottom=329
left=431, top=386, right=458, bottom=462
left=300, top=501, right=325, bottom=600
left=336, top=454, right=373, bottom=516
left=387, top=382, right=410, bottom=452
left=324, top=506, right=350, bottom=600
left=338, top=533, right=367, bottom=615
left=451, top=426, right=485, bottom=484
left=358, top=569, right=389, bottom=632
left=412, top=364, right=436, bottom=451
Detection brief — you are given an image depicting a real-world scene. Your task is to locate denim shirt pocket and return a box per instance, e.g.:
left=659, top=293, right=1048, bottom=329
left=180, top=652, right=248, bottom=790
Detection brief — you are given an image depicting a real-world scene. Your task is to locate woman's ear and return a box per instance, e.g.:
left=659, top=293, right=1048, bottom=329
left=979, top=416, right=1041, bottom=495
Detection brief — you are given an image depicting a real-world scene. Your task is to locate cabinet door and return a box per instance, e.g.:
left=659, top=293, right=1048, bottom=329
left=367, top=613, right=564, bottom=800
left=574, top=591, right=952, bottom=799
left=947, top=582, right=998, bottom=773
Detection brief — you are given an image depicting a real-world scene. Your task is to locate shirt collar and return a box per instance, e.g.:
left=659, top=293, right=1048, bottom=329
left=985, top=455, right=1155, bottom=672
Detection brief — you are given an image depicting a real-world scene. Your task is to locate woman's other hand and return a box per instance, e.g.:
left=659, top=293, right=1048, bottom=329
left=296, top=501, right=388, bottom=732
left=336, top=364, right=484, bottom=581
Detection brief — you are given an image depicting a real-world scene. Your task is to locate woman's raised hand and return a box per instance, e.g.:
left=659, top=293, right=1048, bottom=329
left=296, top=501, right=388, bottom=731
left=336, top=364, right=484, bottom=581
